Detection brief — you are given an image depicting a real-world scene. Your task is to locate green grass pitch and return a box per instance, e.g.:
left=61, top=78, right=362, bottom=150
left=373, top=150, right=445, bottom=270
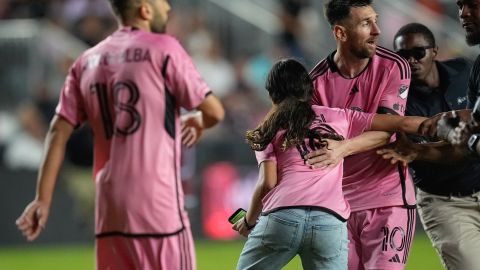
left=0, top=234, right=443, bottom=269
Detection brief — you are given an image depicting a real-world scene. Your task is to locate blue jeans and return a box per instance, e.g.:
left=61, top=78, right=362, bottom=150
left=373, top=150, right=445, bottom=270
left=236, top=207, right=348, bottom=270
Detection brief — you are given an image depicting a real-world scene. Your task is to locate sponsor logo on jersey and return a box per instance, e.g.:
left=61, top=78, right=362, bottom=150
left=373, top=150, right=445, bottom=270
left=388, top=254, right=402, bottom=263
left=399, top=84, right=409, bottom=99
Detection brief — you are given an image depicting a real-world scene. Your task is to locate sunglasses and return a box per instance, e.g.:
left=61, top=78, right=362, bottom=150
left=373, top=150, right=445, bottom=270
left=396, top=45, right=435, bottom=61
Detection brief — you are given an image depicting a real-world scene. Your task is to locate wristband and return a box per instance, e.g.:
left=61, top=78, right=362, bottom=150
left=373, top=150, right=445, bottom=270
left=243, top=216, right=256, bottom=230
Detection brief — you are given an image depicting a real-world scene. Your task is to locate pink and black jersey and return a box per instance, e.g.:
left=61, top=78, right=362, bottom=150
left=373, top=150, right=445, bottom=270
left=255, top=105, right=374, bottom=220
left=56, top=27, right=210, bottom=236
left=310, top=47, right=414, bottom=212
left=310, top=47, right=415, bottom=211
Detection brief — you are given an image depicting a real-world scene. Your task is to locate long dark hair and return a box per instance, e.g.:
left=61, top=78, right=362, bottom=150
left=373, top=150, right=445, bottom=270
left=246, top=59, right=316, bottom=151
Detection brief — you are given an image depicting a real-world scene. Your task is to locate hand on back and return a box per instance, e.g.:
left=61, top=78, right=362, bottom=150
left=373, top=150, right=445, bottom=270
left=305, top=139, right=347, bottom=169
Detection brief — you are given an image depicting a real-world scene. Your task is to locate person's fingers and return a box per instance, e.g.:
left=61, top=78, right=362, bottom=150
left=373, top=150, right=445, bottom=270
left=181, top=126, right=190, bottom=140
left=376, top=149, right=390, bottom=155
left=310, top=160, right=331, bottom=169
left=325, top=163, right=337, bottom=169
left=306, top=151, right=333, bottom=163
left=304, top=149, right=327, bottom=159
left=183, top=133, right=195, bottom=147
left=16, top=208, right=36, bottom=231
left=379, top=152, right=396, bottom=161
left=17, top=221, right=32, bottom=232
left=390, top=158, right=400, bottom=165
left=182, top=128, right=197, bottom=146
left=16, top=216, right=32, bottom=230
left=27, top=227, right=43, bottom=242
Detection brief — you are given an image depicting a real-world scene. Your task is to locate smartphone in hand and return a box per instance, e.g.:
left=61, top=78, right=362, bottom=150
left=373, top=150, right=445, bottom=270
left=228, top=208, right=246, bottom=224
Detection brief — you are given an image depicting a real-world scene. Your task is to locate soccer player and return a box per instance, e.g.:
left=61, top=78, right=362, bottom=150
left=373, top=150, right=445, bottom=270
left=15, top=0, right=224, bottom=269
left=233, top=59, right=426, bottom=270
left=306, top=1, right=414, bottom=269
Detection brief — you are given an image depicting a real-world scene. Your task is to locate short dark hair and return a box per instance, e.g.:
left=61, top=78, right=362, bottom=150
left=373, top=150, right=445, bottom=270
left=108, top=0, right=152, bottom=21
left=324, top=0, right=373, bottom=27
left=393, top=23, right=436, bottom=48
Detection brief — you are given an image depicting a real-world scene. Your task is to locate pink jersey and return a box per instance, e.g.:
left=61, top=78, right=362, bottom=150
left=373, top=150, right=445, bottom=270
left=310, top=47, right=414, bottom=212
left=255, top=105, right=374, bottom=220
left=56, top=27, right=210, bottom=235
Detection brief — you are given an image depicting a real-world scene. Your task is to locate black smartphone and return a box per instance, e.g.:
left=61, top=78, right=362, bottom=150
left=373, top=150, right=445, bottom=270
left=228, top=208, right=247, bottom=224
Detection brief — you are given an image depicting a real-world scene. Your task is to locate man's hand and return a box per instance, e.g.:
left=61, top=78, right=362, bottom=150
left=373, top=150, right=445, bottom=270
left=16, top=200, right=50, bottom=241
left=419, top=112, right=446, bottom=138
left=305, top=139, right=347, bottom=169
left=181, top=112, right=203, bottom=148
left=377, top=148, right=418, bottom=167
left=376, top=133, right=418, bottom=167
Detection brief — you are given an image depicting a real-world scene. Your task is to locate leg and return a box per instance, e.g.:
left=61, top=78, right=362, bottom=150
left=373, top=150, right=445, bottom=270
left=347, top=212, right=364, bottom=270
left=236, top=209, right=303, bottom=270
left=417, top=190, right=480, bottom=270
left=160, top=228, right=196, bottom=270
left=298, top=209, right=348, bottom=270
left=96, top=236, right=139, bottom=270
left=96, top=228, right=196, bottom=270
left=356, top=207, right=416, bottom=270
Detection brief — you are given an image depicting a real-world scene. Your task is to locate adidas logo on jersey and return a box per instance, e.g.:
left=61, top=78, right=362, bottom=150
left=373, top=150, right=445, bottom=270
left=388, top=254, right=401, bottom=263
left=349, top=86, right=359, bottom=95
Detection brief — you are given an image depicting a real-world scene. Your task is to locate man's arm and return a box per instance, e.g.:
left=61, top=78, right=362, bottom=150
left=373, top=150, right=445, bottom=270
left=304, top=113, right=425, bottom=168
left=181, top=94, right=224, bottom=147
left=305, top=131, right=391, bottom=169
left=371, top=114, right=427, bottom=134
left=16, top=115, right=74, bottom=241
left=378, top=141, right=471, bottom=166
left=419, top=109, right=472, bottom=137
left=197, top=94, right=225, bottom=128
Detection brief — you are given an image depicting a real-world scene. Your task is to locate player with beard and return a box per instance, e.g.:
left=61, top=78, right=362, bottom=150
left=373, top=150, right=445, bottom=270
left=306, top=1, right=414, bottom=269
left=233, top=59, right=427, bottom=270
left=15, top=0, right=225, bottom=269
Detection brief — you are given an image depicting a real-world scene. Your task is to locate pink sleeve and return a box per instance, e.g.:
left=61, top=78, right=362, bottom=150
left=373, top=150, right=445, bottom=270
left=378, top=65, right=411, bottom=116
left=345, top=109, right=375, bottom=139
left=254, top=143, right=277, bottom=165
left=55, top=60, right=86, bottom=127
left=311, top=79, right=323, bottom=106
left=165, top=40, right=210, bottom=110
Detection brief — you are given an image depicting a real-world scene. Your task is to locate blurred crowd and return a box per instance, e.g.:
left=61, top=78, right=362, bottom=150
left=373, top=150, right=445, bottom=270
left=0, top=0, right=325, bottom=171
left=0, top=0, right=459, bottom=171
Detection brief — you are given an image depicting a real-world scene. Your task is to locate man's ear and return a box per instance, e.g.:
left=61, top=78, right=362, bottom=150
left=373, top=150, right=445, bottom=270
left=333, top=25, right=347, bottom=42
left=432, top=45, right=439, bottom=58
left=138, top=1, right=153, bottom=20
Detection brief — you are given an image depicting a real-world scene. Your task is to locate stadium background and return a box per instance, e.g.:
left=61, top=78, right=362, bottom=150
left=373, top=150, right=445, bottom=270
left=0, top=0, right=473, bottom=269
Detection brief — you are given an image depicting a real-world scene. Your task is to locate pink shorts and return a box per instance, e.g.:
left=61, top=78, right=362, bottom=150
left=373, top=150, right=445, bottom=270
left=96, top=228, right=195, bottom=270
left=347, top=206, right=416, bottom=270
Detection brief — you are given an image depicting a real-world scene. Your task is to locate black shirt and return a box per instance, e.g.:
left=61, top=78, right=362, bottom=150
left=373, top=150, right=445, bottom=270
left=468, top=54, right=480, bottom=108
left=406, top=58, right=480, bottom=196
